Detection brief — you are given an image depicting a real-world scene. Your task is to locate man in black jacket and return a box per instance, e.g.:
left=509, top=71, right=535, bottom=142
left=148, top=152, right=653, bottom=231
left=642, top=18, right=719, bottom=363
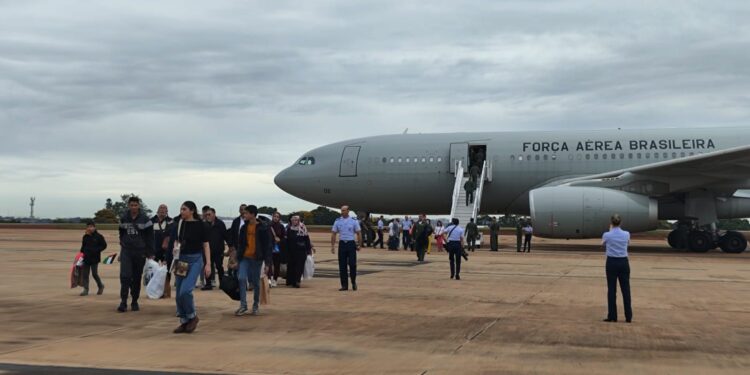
left=80, top=221, right=107, bottom=296
left=235, top=205, right=273, bottom=316
left=117, top=197, right=154, bottom=313
left=151, top=204, right=173, bottom=263
left=203, top=208, right=229, bottom=290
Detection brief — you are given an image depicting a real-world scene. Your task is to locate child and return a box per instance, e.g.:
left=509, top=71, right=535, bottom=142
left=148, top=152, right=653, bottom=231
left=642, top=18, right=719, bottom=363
left=80, top=221, right=107, bottom=296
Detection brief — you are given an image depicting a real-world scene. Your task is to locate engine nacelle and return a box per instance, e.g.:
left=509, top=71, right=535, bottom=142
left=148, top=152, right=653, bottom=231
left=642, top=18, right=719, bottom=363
left=530, top=187, right=658, bottom=239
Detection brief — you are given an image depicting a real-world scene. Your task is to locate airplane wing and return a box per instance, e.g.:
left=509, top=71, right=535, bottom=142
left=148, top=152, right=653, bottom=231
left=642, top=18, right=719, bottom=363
left=551, top=144, right=750, bottom=197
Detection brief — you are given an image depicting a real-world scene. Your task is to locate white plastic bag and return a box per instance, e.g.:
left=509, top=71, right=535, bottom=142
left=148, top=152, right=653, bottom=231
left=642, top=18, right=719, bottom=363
left=146, top=263, right=168, bottom=299
left=143, top=259, right=159, bottom=286
left=302, top=255, right=315, bottom=281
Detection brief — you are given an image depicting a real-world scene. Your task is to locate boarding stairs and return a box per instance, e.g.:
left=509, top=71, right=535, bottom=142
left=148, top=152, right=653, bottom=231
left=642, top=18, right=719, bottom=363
left=449, top=160, right=489, bottom=227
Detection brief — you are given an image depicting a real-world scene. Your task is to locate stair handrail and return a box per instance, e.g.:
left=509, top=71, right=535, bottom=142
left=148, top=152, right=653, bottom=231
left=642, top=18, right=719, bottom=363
left=471, top=160, right=488, bottom=220
left=449, top=160, right=464, bottom=219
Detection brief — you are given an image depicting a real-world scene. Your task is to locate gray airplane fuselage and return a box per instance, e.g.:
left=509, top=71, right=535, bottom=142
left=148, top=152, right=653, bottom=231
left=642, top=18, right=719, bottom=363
left=274, top=127, right=750, bottom=216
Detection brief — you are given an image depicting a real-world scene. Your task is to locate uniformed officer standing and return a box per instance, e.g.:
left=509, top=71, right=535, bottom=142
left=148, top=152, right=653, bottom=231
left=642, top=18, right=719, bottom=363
left=331, top=206, right=362, bottom=291
left=489, top=217, right=500, bottom=252
left=602, top=214, right=633, bottom=323
left=516, top=219, right=523, bottom=252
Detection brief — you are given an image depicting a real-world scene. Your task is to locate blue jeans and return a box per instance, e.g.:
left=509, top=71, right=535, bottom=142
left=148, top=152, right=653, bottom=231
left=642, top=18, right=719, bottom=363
left=175, top=253, right=204, bottom=324
left=238, top=258, right=262, bottom=311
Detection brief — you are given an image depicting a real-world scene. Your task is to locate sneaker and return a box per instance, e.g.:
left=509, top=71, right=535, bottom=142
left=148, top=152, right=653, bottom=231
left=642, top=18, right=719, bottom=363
left=251, top=309, right=259, bottom=316
left=97, top=286, right=104, bottom=295
left=339, top=287, right=348, bottom=292
left=117, top=303, right=127, bottom=313
left=80, top=289, right=89, bottom=296
left=352, top=283, right=358, bottom=291
left=270, top=279, right=278, bottom=288
left=235, top=307, right=248, bottom=316
left=131, top=302, right=140, bottom=312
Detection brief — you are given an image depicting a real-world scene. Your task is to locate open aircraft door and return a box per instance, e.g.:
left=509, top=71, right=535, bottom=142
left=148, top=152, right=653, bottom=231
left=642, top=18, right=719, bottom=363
left=339, top=146, right=361, bottom=177
left=449, top=143, right=469, bottom=173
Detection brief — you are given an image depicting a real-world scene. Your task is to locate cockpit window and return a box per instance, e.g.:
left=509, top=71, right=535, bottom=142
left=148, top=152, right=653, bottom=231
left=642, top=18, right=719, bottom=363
left=297, top=157, right=315, bottom=166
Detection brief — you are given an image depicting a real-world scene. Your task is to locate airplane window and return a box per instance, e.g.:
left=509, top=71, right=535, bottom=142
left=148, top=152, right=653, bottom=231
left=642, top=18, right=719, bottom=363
left=421, top=157, right=426, bottom=163
left=663, top=153, right=668, bottom=159
left=429, top=157, right=434, bottom=162
left=645, top=153, right=650, bottom=159
left=577, top=154, right=582, bottom=160
left=437, top=157, right=442, bottom=162
left=585, top=154, right=591, bottom=160
left=510, top=155, right=515, bottom=161
left=619, top=153, right=625, bottom=159
left=654, top=153, right=660, bottom=159
left=689, top=152, right=694, bottom=156
left=398, top=157, right=402, bottom=163
left=527, top=155, right=531, bottom=161
left=390, top=157, right=395, bottom=163
left=672, top=152, right=677, bottom=158
left=637, top=153, right=642, bottom=159
left=535, top=155, right=540, bottom=161
left=603, top=154, right=608, bottom=160
left=611, top=153, right=616, bottom=159
left=543, top=155, right=548, bottom=161
left=308, top=157, right=315, bottom=165
left=298, top=157, right=307, bottom=165
left=518, top=156, right=523, bottom=161
left=628, top=153, right=633, bottom=159
left=382, top=157, right=387, bottom=163
left=552, top=155, right=557, bottom=161
left=594, top=154, right=599, bottom=160
left=680, top=152, right=685, bottom=157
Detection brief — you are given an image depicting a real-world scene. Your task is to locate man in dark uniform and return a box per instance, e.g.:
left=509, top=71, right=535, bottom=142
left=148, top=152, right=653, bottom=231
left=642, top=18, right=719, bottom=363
left=466, top=218, right=479, bottom=252
left=489, top=217, right=500, bottom=252
left=117, top=197, right=154, bottom=313
left=464, top=179, right=476, bottom=206
left=413, top=214, right=433, bottom=262
left=469, top=163, right=481, bottom=183
left=203, top=208, right=229, bottom=290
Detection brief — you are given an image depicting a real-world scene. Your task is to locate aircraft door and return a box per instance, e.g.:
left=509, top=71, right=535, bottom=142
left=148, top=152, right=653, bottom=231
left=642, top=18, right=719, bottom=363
left=339, top=146, right=361, bottom=177
left=450, top=143, right=469, bottom=173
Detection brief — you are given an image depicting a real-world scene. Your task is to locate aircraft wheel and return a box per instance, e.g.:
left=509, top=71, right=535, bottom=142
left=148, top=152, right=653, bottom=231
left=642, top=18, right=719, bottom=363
left=688, top=231, right=713, bottom=253
left=719, top=231, right=747, bottom=254
left=667, top=229, right=688, bottom=249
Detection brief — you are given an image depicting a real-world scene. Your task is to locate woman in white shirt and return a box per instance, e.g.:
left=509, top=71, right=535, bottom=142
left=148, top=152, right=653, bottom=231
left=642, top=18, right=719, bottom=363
left=434, top=220, right=445, bottom=252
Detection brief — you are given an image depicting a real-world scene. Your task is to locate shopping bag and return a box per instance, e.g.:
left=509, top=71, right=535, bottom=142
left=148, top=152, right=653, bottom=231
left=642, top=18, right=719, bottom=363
left=143, top=259, right=159, bottom=286
left=260, top=275, right=271, bottom=305
left=302, top=255, right=315, bottom=281
left=70, top=253, right=85, bottom=288
left=220, top=275, right=241, bottom=301
left=146, top=263, right=168, bottom=299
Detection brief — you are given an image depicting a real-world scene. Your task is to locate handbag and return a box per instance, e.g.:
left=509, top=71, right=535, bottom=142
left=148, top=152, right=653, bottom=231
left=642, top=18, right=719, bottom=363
left=171, top=219, right=189, bottom=277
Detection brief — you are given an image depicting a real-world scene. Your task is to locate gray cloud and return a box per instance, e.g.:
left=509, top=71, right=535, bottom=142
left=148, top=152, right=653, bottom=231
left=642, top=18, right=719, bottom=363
left=1, top=0, right=749, bottom=216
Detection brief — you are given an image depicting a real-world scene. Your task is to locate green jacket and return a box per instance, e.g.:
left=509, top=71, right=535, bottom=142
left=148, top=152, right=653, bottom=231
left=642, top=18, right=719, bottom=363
left=464, top=179, right=476, bottom=192
left=466, top=222, right=478, bottom=237
left=413, top=220, right=433, bottom=243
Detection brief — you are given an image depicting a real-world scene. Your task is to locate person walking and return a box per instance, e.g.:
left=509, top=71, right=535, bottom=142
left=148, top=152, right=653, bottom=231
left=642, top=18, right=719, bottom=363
left=79, top=221, right=106, bottom=296
left=374, top=216, right=385, bottom=249
left=401, top=216, right=413, bottom=251
left=465, top=218, right=479, bottom=252
left=602, top=214, right=633, bottom=323
left=464, top=179, right=476, bottom=206
left=235, top=205, right=273, bottom=316
left=117, top=196, right=154, bottom=313
left=523, top=222, right=533, bottom=252
left=388, top=219, right=400, bottom=250
left=443, top=218, right=465, bottom=280
left=413, top=214, right=433, bottom=262
left=331, top=206, right=361, bottom=291
left=469, top=163, right=481, bottom=183
left=151, top=204, right=173, bottom=264
left=489, top=217, right=500, bottom=252
left=203, top=208, right=228, bottom=290
left=286, top=215, right=313, bottom=288
left=434, top=220, right=445, bottom=252
left=516, top=219, right=523, bottom=252
left=172, top=201, right=212, bottom=334
left=269, top=212, right=287, bottom=288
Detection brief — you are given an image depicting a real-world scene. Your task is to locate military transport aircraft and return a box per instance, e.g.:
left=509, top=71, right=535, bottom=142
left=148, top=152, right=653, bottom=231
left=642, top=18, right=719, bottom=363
left=274, top=127, right=750, bottom=253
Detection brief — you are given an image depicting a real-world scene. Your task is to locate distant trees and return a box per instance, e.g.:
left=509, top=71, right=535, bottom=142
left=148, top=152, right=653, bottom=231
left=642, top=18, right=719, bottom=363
left=258, top=206, right=278, bottom=215
left=93, top=209, right=119, bottom=224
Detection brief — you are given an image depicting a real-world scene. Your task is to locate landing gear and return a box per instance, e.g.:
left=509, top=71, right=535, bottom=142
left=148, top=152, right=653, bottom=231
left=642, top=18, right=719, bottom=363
left=667, top=229, right=688, bottom=249
left=718, top=231, right=748, bottom=254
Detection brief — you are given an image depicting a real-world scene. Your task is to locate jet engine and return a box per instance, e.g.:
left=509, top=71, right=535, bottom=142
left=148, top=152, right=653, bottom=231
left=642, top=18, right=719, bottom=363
left=529, top=186, right=658, bottom=239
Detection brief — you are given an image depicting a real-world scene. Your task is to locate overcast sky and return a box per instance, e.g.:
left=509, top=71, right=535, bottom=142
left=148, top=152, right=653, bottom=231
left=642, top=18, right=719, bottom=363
left=2, top=1, right=750, bottom=218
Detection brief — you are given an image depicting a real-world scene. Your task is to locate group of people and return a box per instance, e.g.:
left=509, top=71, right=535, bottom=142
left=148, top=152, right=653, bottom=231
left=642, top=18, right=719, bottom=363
left=78, top=199, right=634, bottom=333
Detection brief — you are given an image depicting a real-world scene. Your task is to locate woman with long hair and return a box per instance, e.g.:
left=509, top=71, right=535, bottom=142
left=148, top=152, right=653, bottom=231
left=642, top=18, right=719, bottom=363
left=172, top=201, right=211, bottom=334
left=286, top=215, right=313, bottom=288
left=434, top=220, right=445, bottom=252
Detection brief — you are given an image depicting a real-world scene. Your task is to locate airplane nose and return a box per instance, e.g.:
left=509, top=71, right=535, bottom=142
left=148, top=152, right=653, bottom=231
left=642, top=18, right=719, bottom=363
left=274, top=167, right=291, bottom=193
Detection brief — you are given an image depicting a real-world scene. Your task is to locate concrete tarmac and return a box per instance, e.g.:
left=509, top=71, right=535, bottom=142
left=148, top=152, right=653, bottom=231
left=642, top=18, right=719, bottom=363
left=0, top=229, right=748, bottom=374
